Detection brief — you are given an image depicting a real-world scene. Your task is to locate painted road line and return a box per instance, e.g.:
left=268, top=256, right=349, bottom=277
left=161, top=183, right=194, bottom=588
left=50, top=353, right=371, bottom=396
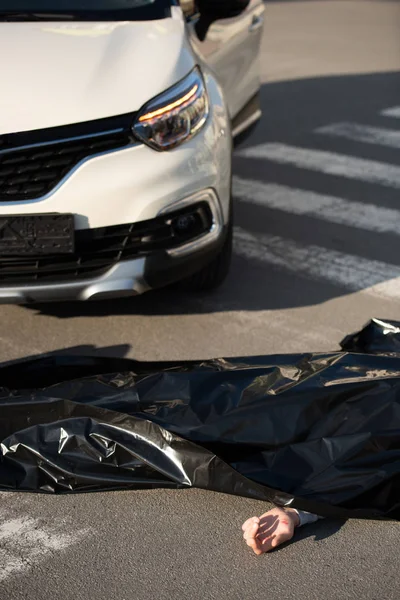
left=233, top=177, right=400, bottom=236
left=233, top=227, right=400, bottom=300
left=316, top=122, right=400, bottom=150
left=381, top=107, right=400, bottom=118
left=237, top=143, right=400, bottom=189
left=0, top=513, right=89, bottom=582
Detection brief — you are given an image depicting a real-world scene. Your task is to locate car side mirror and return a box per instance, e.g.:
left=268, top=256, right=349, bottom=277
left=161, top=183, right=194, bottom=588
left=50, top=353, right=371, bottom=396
left=195, top=0, right=251, bottom=41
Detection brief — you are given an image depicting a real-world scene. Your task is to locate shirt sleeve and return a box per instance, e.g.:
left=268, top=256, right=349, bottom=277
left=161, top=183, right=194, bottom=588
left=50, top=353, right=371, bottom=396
left=293, top=509, right=323, bottom=527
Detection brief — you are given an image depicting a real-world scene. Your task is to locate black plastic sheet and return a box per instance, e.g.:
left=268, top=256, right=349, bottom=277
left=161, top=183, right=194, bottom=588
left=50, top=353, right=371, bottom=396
left=1, top=319, right=400, bottom=520
left=341, top=317, right=400, bottom=357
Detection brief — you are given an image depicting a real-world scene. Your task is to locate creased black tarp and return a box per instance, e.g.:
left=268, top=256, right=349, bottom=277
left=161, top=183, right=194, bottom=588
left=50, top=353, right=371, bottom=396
left=341, top=317, right=400, bottom=357
left=1, top=318, right=400, bottom=520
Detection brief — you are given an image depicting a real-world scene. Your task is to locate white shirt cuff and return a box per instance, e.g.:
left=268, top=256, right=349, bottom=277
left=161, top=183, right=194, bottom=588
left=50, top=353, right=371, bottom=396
left=293, top=509, right=323, bottom=527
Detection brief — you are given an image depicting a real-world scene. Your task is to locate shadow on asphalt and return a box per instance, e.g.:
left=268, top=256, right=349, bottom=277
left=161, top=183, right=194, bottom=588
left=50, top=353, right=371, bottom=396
left=0, top=343, right=133, bottom=362
left=23, top=70, right=400, bottom=319
left=270, top=519, right=346, bottom=554
left=294, top=518, right=345, bottom=544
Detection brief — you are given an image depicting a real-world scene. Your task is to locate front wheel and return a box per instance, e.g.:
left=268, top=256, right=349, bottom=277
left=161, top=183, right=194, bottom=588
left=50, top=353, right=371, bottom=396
left=178, top=220, right=233, bottom=292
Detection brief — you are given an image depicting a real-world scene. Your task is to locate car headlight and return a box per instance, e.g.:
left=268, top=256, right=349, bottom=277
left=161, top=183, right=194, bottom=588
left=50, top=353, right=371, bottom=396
left=132, top=67, right=209, bottom=151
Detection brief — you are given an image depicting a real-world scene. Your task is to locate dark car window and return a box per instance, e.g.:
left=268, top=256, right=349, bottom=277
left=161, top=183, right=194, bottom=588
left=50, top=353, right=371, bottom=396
left=0, top=0, right=175, bottom=20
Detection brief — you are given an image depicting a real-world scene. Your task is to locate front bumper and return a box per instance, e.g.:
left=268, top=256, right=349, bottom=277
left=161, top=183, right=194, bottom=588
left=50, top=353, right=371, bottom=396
left=0, top=188, right=227, bottom=304
left=0, top=257, right=152, bottom=304
left=0, top=249, right=220, bottom=304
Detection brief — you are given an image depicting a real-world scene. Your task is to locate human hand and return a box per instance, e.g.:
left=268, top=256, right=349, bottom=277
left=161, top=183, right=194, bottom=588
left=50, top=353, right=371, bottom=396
left=242, top=507, right=300, bottom=555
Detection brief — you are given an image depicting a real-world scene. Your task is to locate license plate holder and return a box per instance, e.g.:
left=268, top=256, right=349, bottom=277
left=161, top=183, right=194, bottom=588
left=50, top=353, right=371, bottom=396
left=0, top=214, right=75, bottom=256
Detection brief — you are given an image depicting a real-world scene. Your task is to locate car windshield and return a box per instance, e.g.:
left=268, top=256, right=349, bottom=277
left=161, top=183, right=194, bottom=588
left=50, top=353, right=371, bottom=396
left=0, top=0, right=173, bottom=21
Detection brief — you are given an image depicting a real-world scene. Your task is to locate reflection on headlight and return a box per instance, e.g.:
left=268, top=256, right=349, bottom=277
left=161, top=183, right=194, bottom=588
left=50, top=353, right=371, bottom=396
left=132, top=67, right=209, bottom=151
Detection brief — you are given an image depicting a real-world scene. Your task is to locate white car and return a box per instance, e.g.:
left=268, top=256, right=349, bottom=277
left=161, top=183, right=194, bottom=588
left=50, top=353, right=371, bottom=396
left=0, top=0, right=264, bottom=303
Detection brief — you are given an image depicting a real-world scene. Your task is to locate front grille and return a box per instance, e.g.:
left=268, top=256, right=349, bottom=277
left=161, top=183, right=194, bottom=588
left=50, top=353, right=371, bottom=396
left=0, top=133, right=131, bottom=201
left=0, top=113, right=136, bottom=202
left=0, top=203, right=213, bottom=285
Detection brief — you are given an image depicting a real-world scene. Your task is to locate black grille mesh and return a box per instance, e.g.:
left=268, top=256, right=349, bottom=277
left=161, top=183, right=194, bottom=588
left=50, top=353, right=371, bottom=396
left=0, top=133, right=130, bottom=201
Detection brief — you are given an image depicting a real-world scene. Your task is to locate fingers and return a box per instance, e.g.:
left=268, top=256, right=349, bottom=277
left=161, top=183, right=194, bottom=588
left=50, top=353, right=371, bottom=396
left=271, top=531, right=291, bottom=548
left=261, top=527, right=295, bottom=551
left=241, top=516, right=259, bottom=532
left=248, top=543, right=263, bottom=556
left=258, top=513, right=296, bottom=552
left=258, top=516, right=279, bottom=538
left=242, top=511, right=296, bottom=555
left=242, top=519, right=263, bottom=555
left=245, top=532, right=263, bottom=555
left=243, top=521, right=259, bottom=541
left=260, top=534, right=275, bottom=553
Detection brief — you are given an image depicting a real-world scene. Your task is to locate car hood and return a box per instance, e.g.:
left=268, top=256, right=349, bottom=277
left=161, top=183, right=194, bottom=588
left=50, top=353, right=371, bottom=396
left=0, top=17, right=195, bottom=135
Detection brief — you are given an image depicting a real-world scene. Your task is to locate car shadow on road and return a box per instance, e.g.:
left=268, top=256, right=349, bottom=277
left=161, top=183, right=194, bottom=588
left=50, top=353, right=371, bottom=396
left=23, top=70, right=400, bottom=319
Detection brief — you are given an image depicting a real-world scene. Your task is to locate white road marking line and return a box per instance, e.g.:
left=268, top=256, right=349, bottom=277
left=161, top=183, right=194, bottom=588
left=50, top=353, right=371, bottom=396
left=233, top=176, right=400, bottom=235
left=381, top=106, right=400, bottom=119
left=237, top=143, right=400, bottom=189
left=316, top=122, right=400, bottom=150
left=0, top=514, right=89, bottom=582
left=233, top=227, right=400, bottom=300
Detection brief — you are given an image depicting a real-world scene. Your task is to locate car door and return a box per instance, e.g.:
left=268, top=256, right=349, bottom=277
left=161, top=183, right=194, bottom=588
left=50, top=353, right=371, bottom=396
left=183, top=0, right=265, bottom=121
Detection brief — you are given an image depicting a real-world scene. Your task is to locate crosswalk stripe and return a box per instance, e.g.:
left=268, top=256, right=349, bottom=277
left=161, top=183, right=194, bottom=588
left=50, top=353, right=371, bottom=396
left=233, top=176, right=400, bottom=235
left=233, top=227, right=400, bottom=300
left=316, top=122, right=400, bottom=150
left=381, top=106, right=400, bottom=119
left=237, top=143, right=400, bottom=189
left=0, top=512, right=89, bottom=582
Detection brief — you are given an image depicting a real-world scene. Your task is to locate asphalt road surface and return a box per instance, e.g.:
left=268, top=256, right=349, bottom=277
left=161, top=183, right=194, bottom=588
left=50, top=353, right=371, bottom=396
left=1, top=2, right=400, bottom=599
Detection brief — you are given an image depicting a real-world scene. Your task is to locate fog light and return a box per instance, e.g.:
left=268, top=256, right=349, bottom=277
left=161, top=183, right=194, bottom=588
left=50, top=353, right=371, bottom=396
left=172, top=213, right=198, bottom=233
left=170, top=205, right=212, bottom=242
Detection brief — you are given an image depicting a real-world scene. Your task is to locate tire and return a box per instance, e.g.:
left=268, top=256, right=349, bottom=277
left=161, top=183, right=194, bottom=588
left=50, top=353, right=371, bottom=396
left=178, top=218, right=233, bottom=293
